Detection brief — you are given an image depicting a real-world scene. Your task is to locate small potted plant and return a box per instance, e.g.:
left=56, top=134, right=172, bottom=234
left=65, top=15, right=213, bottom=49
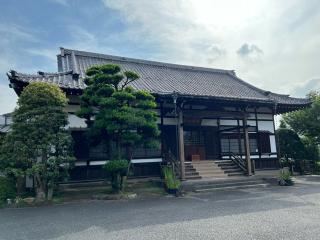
left=279, top=168, right=294, bottom=186
left=162, top=166, right=181, bottom=195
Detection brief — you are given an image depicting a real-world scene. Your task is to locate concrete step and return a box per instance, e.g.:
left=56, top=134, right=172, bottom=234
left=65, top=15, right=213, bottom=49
left=193, top=166, right=222, bottom=171
left=185, top=168, right=197, bottom=172
left=185, top=172, right=200, bottom=176
left=194, top=183, right=269, bottom=192
left=223, top=168, right=242, bottom=173
left=217, top=162, right=234, bottom=166
left=182, top=178, right=268, bottom=191
left=190, top=162, right=218, bottom=166
left=194, top=179, right=266, bottom=189
left=227, top=172, right=245, bottom=176
left=220, top=165, right=241, bottom=170
left=200, top=174, right=228, bottom=178
left=196, top=169, right=226, bottom=174
left=185, top=175, right=202, bottom=180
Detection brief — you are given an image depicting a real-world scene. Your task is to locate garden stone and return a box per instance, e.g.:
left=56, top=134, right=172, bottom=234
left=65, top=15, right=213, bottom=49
left=127, top=193, right=137, bottom=199
left=23, top=197, right=35, bottom=204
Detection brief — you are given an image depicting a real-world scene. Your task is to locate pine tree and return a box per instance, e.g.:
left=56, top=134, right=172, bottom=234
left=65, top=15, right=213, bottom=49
left=77, top=64, right=160, bottom=192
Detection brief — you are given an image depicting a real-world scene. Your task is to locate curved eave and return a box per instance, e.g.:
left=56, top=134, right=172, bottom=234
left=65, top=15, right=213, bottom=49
left=7, top=70, right=84, bottom=96
left=275, top=102, right=311, bottom=114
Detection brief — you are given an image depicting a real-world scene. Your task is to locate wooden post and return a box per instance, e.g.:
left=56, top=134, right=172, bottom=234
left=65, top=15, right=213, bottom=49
left=243, top=114, right=252, bottom=176
left=160, top=101, right=164, bottom=157
left=178, top=109, right=185, bottom=180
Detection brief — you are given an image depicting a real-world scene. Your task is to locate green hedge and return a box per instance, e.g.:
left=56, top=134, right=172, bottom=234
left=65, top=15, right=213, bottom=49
left=0, top=177, right=16, bottom=202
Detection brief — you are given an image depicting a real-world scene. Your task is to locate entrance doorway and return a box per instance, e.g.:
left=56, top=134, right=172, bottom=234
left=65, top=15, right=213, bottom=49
left=184, top=127, right=219, bottom=161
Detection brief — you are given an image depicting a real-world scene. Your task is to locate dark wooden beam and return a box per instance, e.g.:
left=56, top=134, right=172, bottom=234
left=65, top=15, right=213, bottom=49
left=183, top=110, right=247, bottom=119
left=178, top=108, right=185, bottom=180
left=243, top=114, right=252, bottom=176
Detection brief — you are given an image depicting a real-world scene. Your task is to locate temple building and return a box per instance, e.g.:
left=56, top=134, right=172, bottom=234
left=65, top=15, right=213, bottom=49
left=6, top=47, right=310, bottom=181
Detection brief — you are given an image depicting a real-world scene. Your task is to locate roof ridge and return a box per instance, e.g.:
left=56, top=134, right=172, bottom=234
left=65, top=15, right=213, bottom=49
left=59, top=47, right=234, bottom=74
left=9, top=70, right=74, bottom=77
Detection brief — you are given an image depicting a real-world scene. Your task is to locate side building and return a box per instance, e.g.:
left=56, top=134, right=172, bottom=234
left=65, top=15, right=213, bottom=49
left=6, top=48, right=310, bottom=181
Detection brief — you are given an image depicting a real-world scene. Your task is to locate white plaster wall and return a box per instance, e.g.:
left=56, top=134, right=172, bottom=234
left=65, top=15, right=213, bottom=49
left=247, top=113, right=256, bottom=119
left=247, top=120, right=256, bottom=126
left=131, top=158, right=162, bottom=163
left=201, top=119, right=218, bottom=126
left=257, top=113, right=273, bottom=120
left=163, top=118, right=178, bottom=125
left=220, top=119, right=238, bottom=126
left=270, top=135, right=277, bottom=152
left=258, top=121, right=275, bottom=133
left=0, top=115, right=5, bottom=125
left=67, top=114, right=87, bottom=129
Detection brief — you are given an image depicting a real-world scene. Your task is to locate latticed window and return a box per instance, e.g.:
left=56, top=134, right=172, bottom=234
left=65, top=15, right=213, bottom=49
left=221, top=135, right=258, bottom=154
left=184, top=131, right=205, bottom=145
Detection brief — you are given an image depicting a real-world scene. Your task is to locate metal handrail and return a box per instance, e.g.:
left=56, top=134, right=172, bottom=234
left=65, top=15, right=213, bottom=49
left=229, top=152, right=247, bottom=173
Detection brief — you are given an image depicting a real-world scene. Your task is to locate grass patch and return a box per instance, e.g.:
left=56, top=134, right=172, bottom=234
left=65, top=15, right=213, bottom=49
left=57, top=180, right=165, bottom=203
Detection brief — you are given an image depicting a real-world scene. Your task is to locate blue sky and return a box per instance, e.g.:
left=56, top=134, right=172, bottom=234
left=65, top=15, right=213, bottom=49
left=1, top=0, right=320, bottom=114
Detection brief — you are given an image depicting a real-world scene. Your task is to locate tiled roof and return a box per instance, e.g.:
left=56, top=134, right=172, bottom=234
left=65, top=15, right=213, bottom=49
left=8, top=70, right=84, bottom=90
left=8, top=47, right=310, bottom=107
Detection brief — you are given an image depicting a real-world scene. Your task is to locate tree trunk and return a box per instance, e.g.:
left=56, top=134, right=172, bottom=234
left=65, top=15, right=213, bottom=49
left=47, top=187, right=53, bottom=201
left=35, top=174, right=46, bottom=201
left=116, top=138, right=122, bottom=160
left=47, top=180, right=54, bottom=200
left=16, top=175, right=26, bottom=196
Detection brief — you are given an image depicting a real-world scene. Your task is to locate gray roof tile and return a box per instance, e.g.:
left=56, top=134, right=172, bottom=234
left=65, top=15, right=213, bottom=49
left=8, top=47, right=311, bottom=107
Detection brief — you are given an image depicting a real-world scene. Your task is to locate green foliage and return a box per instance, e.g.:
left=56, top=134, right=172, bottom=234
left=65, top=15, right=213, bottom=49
left=0, top=177, right=16, bottom=202
left=0, top=82, right=75, bottom=200
left=283, top=91, right=320, bottom=144
left=104, top=160, right=129, bottom=193
left=279, top=157, right=294, bottom=168
left=279, top=168, right=293, bottom=186
left=162, top=166, right=181, bottom=190
left=277, top=126, right=306, bottom=160
left=104, top=160, right=129, bottom=175
left=77, top=64, right=160, bottom=160
left=315, top=161, right=320, bottom=174
left=301, top=137, right=320, bottom=161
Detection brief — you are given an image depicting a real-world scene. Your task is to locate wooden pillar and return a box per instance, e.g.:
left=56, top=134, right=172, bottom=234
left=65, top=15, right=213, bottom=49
left=243, top=114, right=252, bottom=176
left=178, top=109, right=185, bottom=180
left=160, top=101, right=164, bottom=157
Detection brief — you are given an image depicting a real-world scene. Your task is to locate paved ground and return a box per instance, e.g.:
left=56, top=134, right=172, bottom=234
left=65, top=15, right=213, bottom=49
left=1, top=176, right=320, bottom=240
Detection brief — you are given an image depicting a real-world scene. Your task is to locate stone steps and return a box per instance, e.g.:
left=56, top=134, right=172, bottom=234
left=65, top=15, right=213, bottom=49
left=185, top=159, right=245, bottom=179
left=182, top=178, right=269, bottom=192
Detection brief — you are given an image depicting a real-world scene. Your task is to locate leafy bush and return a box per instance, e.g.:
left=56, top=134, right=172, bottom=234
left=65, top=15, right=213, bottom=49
left=104, top=160, right=129, bottom=193
left=279, top=168, right=294, bottom=186
left=104, top=160, right=129, bottom=175
left=162, top=166, right=181, bottom=190
left=279, top=157, right=294, bottom=168
left=314, top=161, right=320, bottom=174
left=0, top=177, right=16, bottom=202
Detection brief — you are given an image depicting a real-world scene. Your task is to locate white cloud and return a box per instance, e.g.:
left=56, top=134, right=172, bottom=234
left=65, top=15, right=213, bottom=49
left=0, top=83, right=17, bottom=115
left=25, top=48, right=58, bottom=61
left=49, top=0, right=69, bottom=6
left=102, top=0, right=320, bottom=96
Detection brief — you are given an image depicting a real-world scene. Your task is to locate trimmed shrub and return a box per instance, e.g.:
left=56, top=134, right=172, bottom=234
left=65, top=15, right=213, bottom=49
left=279, top=168, right=294, bottom=186
left=0, top=177, right=16, bottom=202
left=104, top=160, right=129, bottom=193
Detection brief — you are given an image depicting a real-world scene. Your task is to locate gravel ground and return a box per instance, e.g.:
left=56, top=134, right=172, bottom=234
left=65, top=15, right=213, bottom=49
left=1, top=176, right=320, bottom=240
